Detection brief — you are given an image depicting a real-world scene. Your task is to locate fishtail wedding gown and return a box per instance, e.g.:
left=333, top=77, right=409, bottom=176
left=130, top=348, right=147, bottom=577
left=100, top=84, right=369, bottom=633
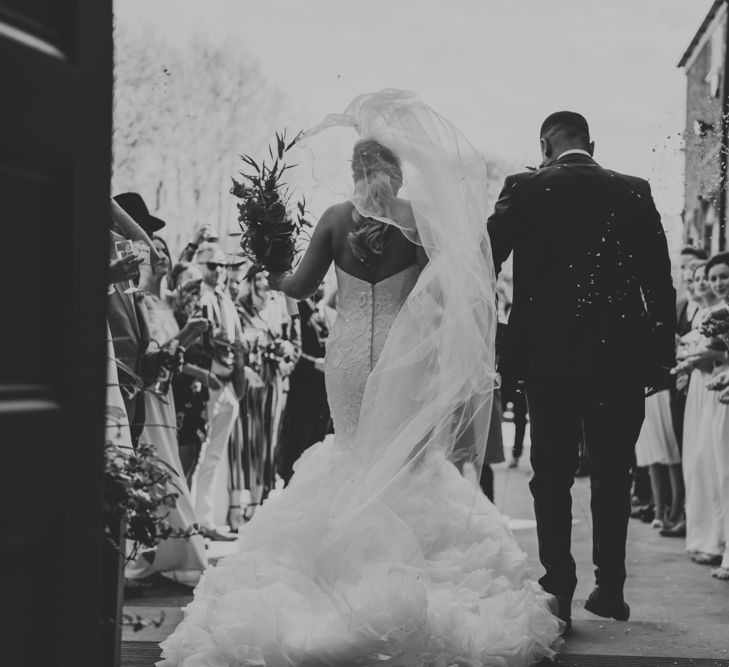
left=158, top=263, right=561, bottom=667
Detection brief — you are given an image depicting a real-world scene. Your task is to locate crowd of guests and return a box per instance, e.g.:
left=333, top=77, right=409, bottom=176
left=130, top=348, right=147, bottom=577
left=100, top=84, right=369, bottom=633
left=105, top=192, right=729, bottom=591
left=629, top=245, right=729, bottom=582
left=105, top=193, right=333, bottom=592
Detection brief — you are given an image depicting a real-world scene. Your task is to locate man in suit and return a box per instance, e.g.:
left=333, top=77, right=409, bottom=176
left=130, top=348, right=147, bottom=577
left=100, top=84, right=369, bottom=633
left=189, top=242, right=244, bottom=538
left=487, top=112, right=676, bottom=629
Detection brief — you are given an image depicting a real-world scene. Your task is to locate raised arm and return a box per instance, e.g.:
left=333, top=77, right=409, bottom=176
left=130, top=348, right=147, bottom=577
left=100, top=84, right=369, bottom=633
left=268, top=206, right=335, bottom=300
left=110, top=199, right=161, bottom=263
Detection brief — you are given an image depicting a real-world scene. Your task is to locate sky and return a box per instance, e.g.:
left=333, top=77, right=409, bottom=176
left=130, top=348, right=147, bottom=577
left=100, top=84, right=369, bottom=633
left=116, top=0, right=715, bottom=228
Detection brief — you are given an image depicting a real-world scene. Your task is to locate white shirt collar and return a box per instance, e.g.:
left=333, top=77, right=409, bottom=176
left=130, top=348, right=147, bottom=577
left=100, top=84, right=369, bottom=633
left=556, top=149, right=593, bottom=161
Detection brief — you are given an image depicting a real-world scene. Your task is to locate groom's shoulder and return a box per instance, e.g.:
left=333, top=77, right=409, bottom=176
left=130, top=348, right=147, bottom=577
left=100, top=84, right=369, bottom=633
left=602, top=167, right=652, bottom=194
left=500, top=169, right=537, bottom=192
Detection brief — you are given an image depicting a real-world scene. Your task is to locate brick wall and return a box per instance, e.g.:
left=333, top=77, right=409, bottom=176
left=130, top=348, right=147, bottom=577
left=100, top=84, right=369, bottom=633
left=683, top=20, right=726, bottom=250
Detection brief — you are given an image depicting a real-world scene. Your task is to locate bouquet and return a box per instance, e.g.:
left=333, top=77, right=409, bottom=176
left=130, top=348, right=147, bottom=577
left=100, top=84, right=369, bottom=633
left=698, top=306, right=729, bottom=350
left=247, top=334, right=296, bottom=383
left=232, top=130, right=311, bottom=273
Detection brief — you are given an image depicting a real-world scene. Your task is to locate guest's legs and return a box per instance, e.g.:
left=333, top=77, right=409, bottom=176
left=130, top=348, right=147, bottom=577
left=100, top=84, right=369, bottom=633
left=711, top=399, right=729, bottom=573
left=667, top=463, right=685, bottom=525
left=525, top=378, right=581, bottom=599
left=648, top=464, right=669, bottom=524
left=479, top=464, right=494, bottom=502
left=631, top=466, right=652, bottom=504
left=191, top=383, right=239, bottom=529
left=512, top=386, right=528, bottom=460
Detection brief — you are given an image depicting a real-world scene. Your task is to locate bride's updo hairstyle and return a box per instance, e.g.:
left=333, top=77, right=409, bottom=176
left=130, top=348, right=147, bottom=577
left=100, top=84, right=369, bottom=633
left=349, top=139, right=403, bottom=263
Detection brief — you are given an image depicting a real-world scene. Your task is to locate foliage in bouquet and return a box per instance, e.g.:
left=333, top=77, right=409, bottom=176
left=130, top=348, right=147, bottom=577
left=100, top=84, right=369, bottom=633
left=246, top=335, right=296, bottom=383
left=232, top=130, right=312, bottom=273
left=104, top=442, right=198, bottom=562
left=699, top=306, right=729, bottom=338
left=699, top=306, right=729, bottom=351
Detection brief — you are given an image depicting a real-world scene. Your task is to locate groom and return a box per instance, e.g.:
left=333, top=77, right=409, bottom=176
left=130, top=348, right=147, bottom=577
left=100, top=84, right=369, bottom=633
left=487, top=112, right=675, bottom=628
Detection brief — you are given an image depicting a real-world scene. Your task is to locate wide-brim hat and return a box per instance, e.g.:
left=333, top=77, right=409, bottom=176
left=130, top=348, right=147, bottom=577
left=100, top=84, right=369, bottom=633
left=113, top=192, right=166, bottom=234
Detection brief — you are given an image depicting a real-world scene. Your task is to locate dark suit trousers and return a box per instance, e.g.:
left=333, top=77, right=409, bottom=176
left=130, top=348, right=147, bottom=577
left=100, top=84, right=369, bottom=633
left=525, top=377, right=645, bottom=599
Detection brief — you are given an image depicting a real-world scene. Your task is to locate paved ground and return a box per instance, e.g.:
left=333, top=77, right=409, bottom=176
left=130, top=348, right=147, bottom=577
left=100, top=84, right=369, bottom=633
left=122, top=423, right=729, bottom=665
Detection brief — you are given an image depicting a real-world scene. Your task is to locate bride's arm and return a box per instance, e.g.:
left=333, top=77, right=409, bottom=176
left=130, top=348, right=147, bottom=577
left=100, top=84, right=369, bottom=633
left=268, top=206, right=335, bottom=300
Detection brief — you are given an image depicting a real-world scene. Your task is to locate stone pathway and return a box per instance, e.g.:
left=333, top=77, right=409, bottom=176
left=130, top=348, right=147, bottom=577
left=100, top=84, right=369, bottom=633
left=122, top=424, right=729, bottom=665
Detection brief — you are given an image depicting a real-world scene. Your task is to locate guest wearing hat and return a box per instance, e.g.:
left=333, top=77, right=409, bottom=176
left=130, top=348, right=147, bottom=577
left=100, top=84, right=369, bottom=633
left=113, top=192, right=166, bottom=235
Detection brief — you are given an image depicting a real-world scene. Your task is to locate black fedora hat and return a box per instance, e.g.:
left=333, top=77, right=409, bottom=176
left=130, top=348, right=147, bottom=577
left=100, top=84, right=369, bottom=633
left=113, top=192, right=166, bottom=234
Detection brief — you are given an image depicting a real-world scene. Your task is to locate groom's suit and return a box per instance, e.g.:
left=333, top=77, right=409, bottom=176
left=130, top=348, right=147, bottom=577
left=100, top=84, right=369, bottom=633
left=487, top=151, right=676, bottom=600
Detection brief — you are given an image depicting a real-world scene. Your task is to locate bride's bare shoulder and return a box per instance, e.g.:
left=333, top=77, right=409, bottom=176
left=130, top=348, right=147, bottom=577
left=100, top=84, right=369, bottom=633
left=391, top=197, right=415, bottom=220
left=320, top=201, right=355, bottom=225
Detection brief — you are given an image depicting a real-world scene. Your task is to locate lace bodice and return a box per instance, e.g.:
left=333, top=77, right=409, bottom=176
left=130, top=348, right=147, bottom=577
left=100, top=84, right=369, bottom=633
left=324, top=264, right=420, bottom=441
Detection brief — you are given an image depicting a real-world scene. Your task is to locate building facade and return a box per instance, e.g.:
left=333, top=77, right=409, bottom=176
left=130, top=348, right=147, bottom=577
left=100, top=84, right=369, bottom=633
left=680, top=0, right=728, bottom=253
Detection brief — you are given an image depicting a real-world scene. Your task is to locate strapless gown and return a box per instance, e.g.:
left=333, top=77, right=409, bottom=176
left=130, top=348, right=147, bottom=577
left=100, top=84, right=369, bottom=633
left=158, top=265, right=561, bottom=667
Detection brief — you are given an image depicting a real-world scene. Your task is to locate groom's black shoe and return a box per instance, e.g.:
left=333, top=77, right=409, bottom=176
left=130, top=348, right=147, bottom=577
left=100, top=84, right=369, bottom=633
left=548, top=595, right=572, bottom=635
left=584, top=586, right=630, bottom=621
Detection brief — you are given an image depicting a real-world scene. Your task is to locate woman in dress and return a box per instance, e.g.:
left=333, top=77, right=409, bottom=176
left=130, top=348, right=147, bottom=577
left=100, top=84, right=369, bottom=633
left=159, top=90, right=561, bottom=667
left=235, top=267, right=293, bottom=518
left=705, top=253, right=729, bottom=580
left=677, top=261, right=725, bottom=567
left=128, top=242, right=209, bottom=585
left=634, top=389, right=682, bottom=530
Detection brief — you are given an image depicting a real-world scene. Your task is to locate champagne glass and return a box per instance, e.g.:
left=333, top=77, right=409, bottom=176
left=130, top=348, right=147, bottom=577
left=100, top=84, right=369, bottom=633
left=114, top=239, right=137, bottom=294
left=132, top=240, right=151, bottom=266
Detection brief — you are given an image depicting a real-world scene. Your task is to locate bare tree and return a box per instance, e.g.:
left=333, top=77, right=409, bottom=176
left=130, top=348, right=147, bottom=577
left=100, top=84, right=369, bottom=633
left=113, top=24, right=289, bottom=255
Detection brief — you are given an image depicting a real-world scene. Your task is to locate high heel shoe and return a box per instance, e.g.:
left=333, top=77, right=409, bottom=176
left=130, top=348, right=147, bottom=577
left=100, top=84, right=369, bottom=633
left=227, top=505, right=246, bottom=533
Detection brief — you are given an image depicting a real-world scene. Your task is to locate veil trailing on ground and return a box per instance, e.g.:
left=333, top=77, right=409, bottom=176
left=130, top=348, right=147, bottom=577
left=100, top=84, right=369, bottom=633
left=298, top=88, right=498, bottom=516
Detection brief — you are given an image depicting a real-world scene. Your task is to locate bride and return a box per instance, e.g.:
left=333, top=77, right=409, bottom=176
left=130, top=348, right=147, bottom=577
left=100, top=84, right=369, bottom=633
left=158, top=90, right=562, bottom=667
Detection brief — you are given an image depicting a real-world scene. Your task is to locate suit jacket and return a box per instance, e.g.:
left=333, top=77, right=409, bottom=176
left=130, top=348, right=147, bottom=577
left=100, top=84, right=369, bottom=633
left=487, top=153, right=676, bottom=384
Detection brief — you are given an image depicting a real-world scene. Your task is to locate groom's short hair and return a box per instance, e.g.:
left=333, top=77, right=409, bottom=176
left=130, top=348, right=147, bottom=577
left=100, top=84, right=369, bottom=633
left=540, top=111, right=590, bottom=144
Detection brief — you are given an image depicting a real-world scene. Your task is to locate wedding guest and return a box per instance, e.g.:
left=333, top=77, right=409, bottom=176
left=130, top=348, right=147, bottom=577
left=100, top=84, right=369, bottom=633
left=634, top=388, right=683, bottom=530
left=169, top=264, right=214, bottom=484
left=107, top=199, right=158, bottom=446
left=114, top=192, right=166, bottom=237
left=125, top=244, right=210, bottom=587
left=677, top=247, right=707, bottom=334
left=236, top=266, right=294, bottom=518
left=179, top=224, right=219, bottom=262
left=480, top=321, right=507, bottom=500
left=189, top=243, right=245, bottom=540
left=705, top=253, right=729, bottom=580
left=106, top=321, right=133, bottom=449
left=670, top=249, right=708, bottom=458
left=479, top=385, right=505, bottom=502
left=276, top=287, right=332, bottom=486
left=658, top=252, right=707, bottom=537
left=676, top=261, right=725, bottom=566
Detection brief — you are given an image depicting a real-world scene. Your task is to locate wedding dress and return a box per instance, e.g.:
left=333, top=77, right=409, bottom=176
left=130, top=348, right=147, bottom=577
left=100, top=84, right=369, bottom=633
left=158, top=90, right=561, bottom=667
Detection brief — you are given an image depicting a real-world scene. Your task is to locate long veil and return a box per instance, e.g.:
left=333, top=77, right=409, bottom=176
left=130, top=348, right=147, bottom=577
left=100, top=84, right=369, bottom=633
left=158, top=90, right=562, bottom=667
left=297, top=89, right=498, bottom=518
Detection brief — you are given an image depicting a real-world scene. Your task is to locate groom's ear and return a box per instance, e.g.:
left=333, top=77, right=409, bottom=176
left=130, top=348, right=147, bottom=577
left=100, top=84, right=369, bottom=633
left=587, top=140, right=595, bottom=156
left=540, top=136, right=552, bottom=160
